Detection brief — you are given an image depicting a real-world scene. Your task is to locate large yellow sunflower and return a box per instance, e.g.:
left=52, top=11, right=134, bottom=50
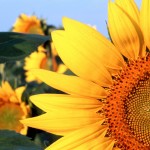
left=12, top=13, right=44, bottom=35
left=0, top=81, right=30, bottom=135
left=21, top=0, right=150, bottom=149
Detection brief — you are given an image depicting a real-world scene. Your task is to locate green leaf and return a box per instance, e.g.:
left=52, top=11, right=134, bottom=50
left=0, top=130, right=43, bottom=150
left=0, top=32, right=50, bottom=63
left=34, top=132, right=61, bottom=149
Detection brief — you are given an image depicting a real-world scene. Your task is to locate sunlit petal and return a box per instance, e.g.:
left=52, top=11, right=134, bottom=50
left=45, top=121, right=108, bottom=150
left=92, top=138, right=115, bottom=150
left=52, top=30, right=112, bottom=87
left=62, top=17, right=125, bottom=72
left=140, top=0, right=150, bottom=50
left=30, top=94, right=103, bottom=112
left=21, top=112, right=104, bottom=135
left=31, top=69, right=107, bottom=98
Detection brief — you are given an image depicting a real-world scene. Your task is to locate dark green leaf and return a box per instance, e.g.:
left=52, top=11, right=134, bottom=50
left=34, top=131, right=61, bottom=149
left=0, top=130, right=43, bottom=150
left=0, top=32, right=50, bottom=63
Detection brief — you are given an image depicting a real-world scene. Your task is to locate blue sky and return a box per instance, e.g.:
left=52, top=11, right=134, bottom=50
left=0, top=0, right=141, bottom=36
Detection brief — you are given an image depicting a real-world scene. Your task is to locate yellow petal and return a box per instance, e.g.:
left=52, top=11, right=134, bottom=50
left=30, top=94, right=103, bottom=112
left=62, top=17, right=125, bottom=72
left=93, top=138, right=115, bottom=150
left=45, top=121, right=108, bottom=150
left=2, top=81, right=14, bottom=96
left=31, top=69, right=107, bottom=99
left=52, top=30, right=112, bottom=87
left=21, top=111, right=104, bottom=135
left=115, top=0, right=139, bottom=24
left=73, top=138, right=114, bottom=150
left=56, top=64, right=68, bottom=74
left=140, top=0, right=150, bottom=50
left=108, top=1, right=145, bottom=59
left=15, top=86, right=26, bottom=102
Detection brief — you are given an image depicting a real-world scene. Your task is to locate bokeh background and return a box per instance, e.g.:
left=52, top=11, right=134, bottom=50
left=0, top=0, right=141, bottom=36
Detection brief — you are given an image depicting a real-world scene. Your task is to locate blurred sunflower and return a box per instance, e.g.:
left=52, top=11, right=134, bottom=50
left=0, top=81, right=29, bottom=135
left=12, top=13, right=44, bottom=35
left=24, top=49, right=48, bottom=83
left=21, top=0, right=150, bottom=149
left=24, top=44, right=66, bottom=83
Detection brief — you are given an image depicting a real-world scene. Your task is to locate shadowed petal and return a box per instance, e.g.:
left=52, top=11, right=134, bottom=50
left=115, top=0, right=139, bottom=24
left=108, top=2, right=145, bottom=59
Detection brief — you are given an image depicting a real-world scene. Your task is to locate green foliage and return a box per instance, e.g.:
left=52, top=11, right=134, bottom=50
left=34, top=132, right=61, bottom=149
left=0, top=130, right=43, bottom=150
left=0, top=32, right=49, bottom=63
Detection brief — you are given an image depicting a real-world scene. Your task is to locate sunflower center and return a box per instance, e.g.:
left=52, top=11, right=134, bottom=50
left=0, top=103, right=24, bottom=132
left=104, top=55, right=150, bottom=150
left=125, top=75, right=150, bottom=146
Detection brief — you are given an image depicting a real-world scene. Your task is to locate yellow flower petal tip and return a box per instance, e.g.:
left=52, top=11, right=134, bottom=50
left=62, top=16, right=76, bottom=26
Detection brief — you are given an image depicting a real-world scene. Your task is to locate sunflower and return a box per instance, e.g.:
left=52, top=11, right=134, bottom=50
left=0, top=81, right=29, bottom=135
left=21, top=0, right=150, bottom=149
left=24, top=45, right=66, bottom=83
left=12, top=13, right=44, bottom=35
left=24, top=50, right=48, bottom=83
